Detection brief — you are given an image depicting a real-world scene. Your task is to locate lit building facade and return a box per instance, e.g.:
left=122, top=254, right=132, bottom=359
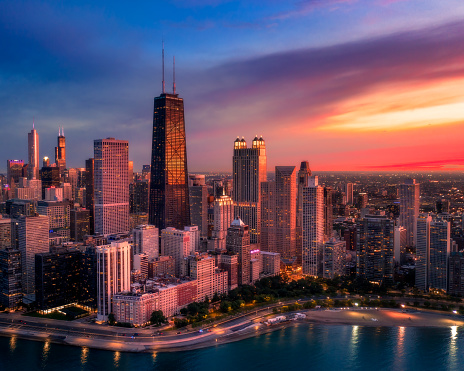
left=399, top=179, right=420, bottom=247
left=94, top=138, right=130, bottom=235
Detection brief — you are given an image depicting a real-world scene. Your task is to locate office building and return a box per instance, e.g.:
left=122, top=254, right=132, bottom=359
left=94, top=138, right=129, bottom=235
left=399, top=179, right=420, bottom=247
left=448, top=252, right=464, bottom=296
left=148, top=256, right=175, bottom=278
left=344, top=183, right=354, bottom=205
left=356, top=215, right=394, bottom=285
left=18, top=215, right=49, bottom=301
left=7, top=160, right=25, bottom=186
left=261, top=251, right=280, bottom=277
left=0, top=218, right=12, bottom=249
left=302, top=176, right=324, bottom=276
left=40, top=167, right=60, bottom=199
left=70, top=207, right=90, bottom=242
left=37, top=200, right=71, bottom=241
left=130, top=180, right=149, bottom=214
left=232, top=136, right=267, bottom=244
left=55, top=127, right=66, bottom=173
left=217, top=254, right=238, bottom=290
left=149, top=88, right=190, bottom=231
left=96, top=241, right=131, bottom=321
left=28, top=126, right=39, bottom=180
left=323, top=187, right=333, bottom=239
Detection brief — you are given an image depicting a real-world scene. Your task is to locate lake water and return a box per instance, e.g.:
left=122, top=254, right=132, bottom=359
left=1, top=324, right=462, bottom=370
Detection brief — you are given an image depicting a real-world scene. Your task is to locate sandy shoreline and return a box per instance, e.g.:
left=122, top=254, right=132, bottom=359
left=1, top=309, right=463, bottom=353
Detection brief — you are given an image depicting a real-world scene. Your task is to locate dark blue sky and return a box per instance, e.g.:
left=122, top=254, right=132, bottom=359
left=1, top=0, right=464, bottom=172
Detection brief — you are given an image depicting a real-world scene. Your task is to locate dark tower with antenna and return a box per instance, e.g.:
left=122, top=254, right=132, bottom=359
left=149, top=45, right=190, bottom=231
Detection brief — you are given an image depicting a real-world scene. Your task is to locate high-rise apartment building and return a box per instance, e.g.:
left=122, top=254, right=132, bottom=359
left=18, top=215, right=49, bottom=302
left=94, top=138, right=129, bottom=235
left=161, top=227, right=193, bottom=276
left=96, top=241, right=131, bottom=321
left=232, top=136, right=267, bottom=244
left=356, top=215, right=394, bottom=285
left=130, top=180, right=149, bottom=214
left=70, top=207, right=90, bottom=242
left=84, top=158, right=95, bottom=235
left=323, top=187, right=333, bottom=239
left=0, top=248, right=22, bottom=308
left=40, top=166, right=60, bottom=199
left=322, top=238, right=346, bottom=279
left=0, top=218, right=12, bottom=249
left=344, top=183, right=354, bottom=205
left=399, top=179, right=420, bottom=247
left=149, top=90, right=190, bottom=231
left=211, top=194, right=234, bottom=250
left=226, top=217, right=251, bottom=286
left=55, top=127, right=66, bottom=173
left=28, top=126, right=39, bottom=180
left=415, top=214, right=450, bottom=292
left=133, top=224, right=159, bottom=260
left=260, top=166, right=296, bottom=259
left=302, top=176, right=324, bottom=276
left=296, top=161, right=311, bottom=265
left=37, top=200, right=71, bottom=240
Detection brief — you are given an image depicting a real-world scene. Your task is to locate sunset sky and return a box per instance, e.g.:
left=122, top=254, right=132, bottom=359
left=1, top=0, right=464, bottom=172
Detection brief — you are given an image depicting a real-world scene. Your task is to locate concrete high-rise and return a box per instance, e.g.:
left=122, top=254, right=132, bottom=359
left=94, top=138, right=129, bottom=235
left=149, top=88, right=190, bottom=231
left=260, top=166, right=296, bottom=259
left=296, top=161, right=311, bottom=265
left=96, top=241, right=131, bottom=321
left=211, top=193, right=234, bottom=250
left=232, top=136, right=267, bottom=244
left=344, top=183, right=354, bottom=205
left=302, top=176, right=324, bottom=276
left=399, top=179, right=420, bottom=247
left=84, top=158, right=94, bottom=235
left=28, top=126, right=39, bottom=180
left=55, top=127, right=66, bottom=174
left=356, top=215, right=394, bottom=285
left=18, top=215, right=49, bottom=302
left=415, top=214, right=450, bottom=292
left=188, top=175, right=208, bottom=238
left=161, top=227, right=193, bottom=276
left=133, top=224, right=159, bottom=260
left=226, top=217, right=251, bottom=286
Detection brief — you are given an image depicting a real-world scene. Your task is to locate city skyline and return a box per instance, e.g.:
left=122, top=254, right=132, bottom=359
left=1, top=1, right=464, bottom=173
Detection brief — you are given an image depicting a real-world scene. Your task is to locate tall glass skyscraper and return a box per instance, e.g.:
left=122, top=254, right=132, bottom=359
left=149, top=92, right=190, bottom=230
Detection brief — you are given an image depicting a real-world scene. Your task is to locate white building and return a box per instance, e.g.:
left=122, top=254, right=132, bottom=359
left=161, top=227, right=194, bottom=276
left=96, top=241, right=131, bottom=321
left=133, top=224, right=159, bottom=260
left=211, top=194, right=234, bottom=250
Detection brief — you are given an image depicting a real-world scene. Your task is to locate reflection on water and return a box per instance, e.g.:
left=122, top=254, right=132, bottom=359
left=9, top=336, right=16, bottom=352
left=449, top=326, right=458, bottom=368
left=114, top=351, right=120, bottom=368
left=152, top=351, right=157, bottom=364
left=80, top=347, right=88, bottom=365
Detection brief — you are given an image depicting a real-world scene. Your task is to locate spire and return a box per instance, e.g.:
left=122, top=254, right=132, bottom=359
left=33, top=117, right=35, bottom=129
left=59, top=126, right=61, bottom=136
left=173, top=56, right=176, bottom=94
left=62, top=126, right=64, bottom=136
left=162, top=40, right=165, bottom=94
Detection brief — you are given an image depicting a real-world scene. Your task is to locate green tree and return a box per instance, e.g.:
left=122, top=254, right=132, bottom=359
left=108, top=313, right=116, bottom=326
left=220, top=301, right=232, bottom=313
left=150, top=310, right=166, bottom=326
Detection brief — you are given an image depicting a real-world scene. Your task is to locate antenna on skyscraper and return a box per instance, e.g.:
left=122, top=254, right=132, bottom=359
left=173, top=56, right=176, bottom=94
left=33, top=117, right=35, bottom=129
left=162, top=40, right=165, bottom=94
left=62, top=127, right=64, bottom=136
left=59, top=126, right=61, bottom=136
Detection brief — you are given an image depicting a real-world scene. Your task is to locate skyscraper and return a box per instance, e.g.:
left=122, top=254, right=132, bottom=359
left=188, top=175, right=208, bottom=238
left=232, top=136, right=267, bottom=244
left=55, top=127, right=66, bottom=173
left=28, top=125, right=39, bottom=180
left=356, top=215, right=394, bottom=286
left=226, top=217, right=251, bottom=286
left=296, top=161, right=311, bottom=265
left=6, top=159, right=25, bottom=186
left=85, top=158, right=94, bottom=235
left=94, top=138, right=129, bottom=234
left=415, top=214, right=450, bottom=292
left=399, top=178, right=420, bottom=248
left=149, top=78, right=190, bottom=231
left=260, top=166, right=296, bottom=259
left=96, top=241, right=131, bottom=321
left=302, top=176, right=324, bottom=276
left=18, top=215, right=49, bottom=302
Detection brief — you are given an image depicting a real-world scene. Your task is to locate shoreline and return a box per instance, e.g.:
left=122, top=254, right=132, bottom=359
left=1, top=308, right=463, bottom=353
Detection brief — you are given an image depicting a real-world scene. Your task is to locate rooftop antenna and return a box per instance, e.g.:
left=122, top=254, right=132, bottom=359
left=33, top=117, right=35, bottom=129
left=62, top=126, right=64, bottom=136
left=162, top=40, right=165, bottom=94
left=173, top=56, right=176, bottom=94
